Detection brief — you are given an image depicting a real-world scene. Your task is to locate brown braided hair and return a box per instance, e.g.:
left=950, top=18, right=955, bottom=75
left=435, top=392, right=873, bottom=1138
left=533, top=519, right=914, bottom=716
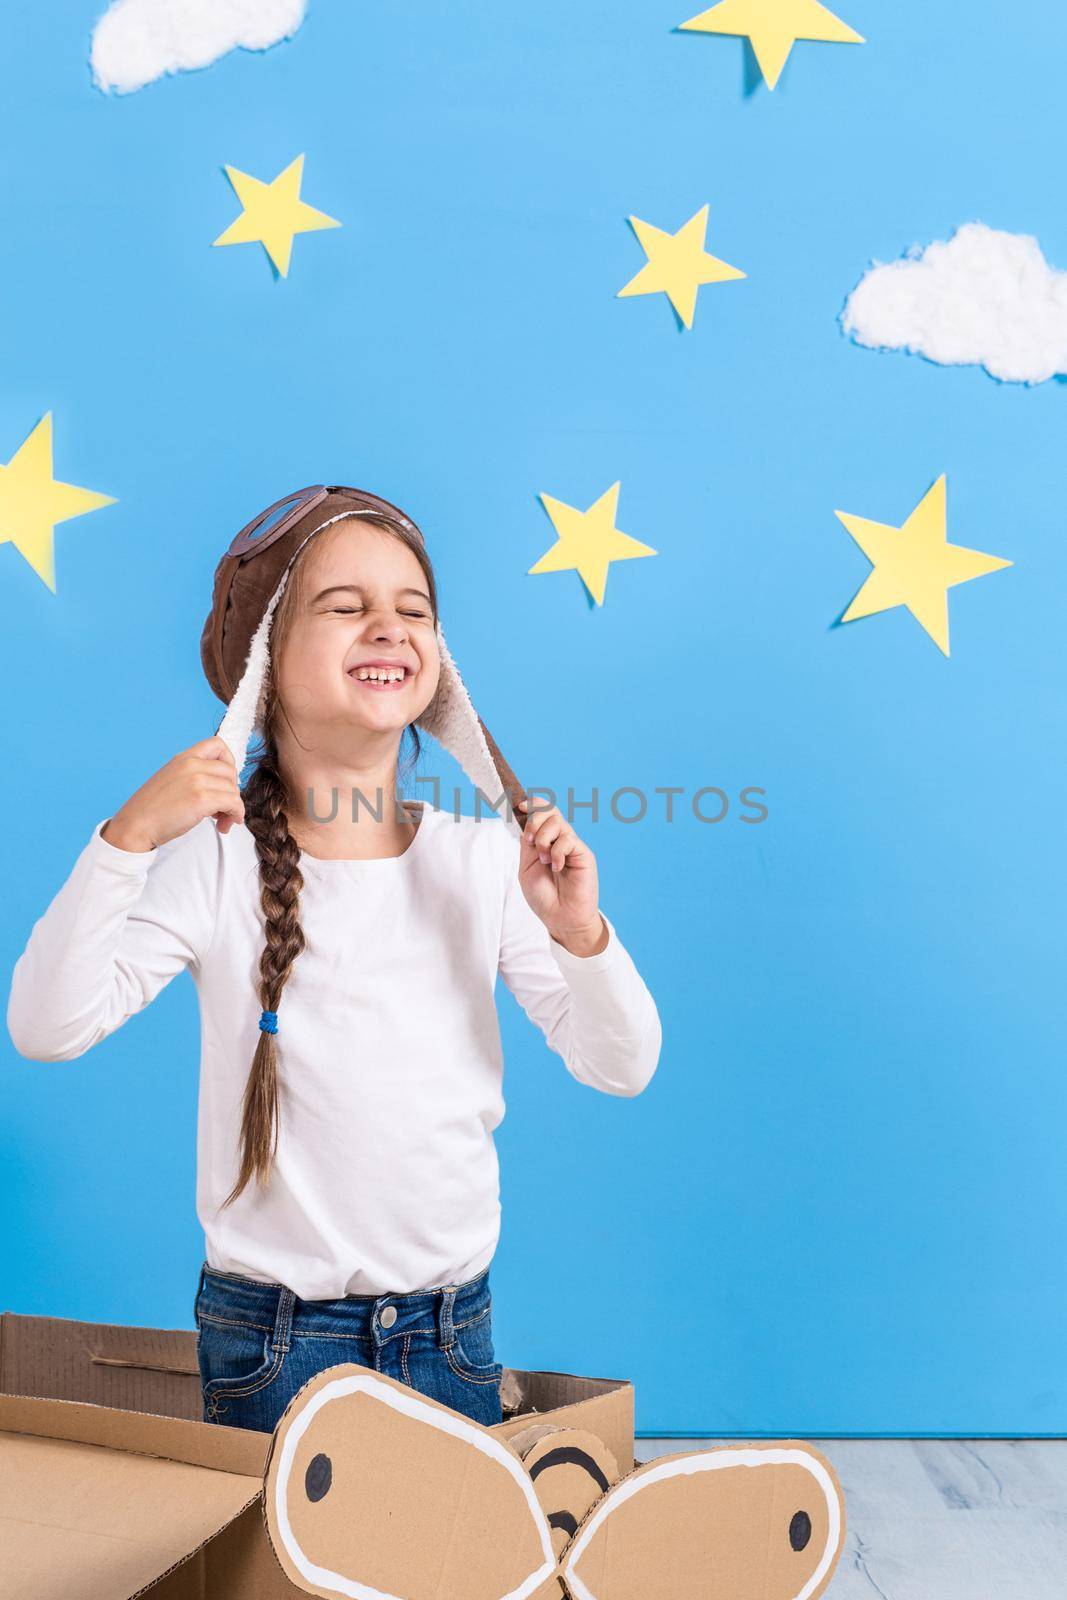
left=220, top=513, right=439, bottom=1207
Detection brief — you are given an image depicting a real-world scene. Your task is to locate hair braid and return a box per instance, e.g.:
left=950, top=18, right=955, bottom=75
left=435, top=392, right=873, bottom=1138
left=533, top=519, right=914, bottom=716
left=220, top=737, right=306, bottom=1208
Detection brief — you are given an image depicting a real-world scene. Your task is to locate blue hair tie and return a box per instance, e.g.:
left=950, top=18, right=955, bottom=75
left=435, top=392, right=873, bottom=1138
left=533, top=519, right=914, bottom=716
left=259, top=1009, right=278, bottom=1035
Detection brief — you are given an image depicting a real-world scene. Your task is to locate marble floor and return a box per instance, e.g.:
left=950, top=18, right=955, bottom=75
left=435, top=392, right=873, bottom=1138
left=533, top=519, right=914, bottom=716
left=635, top=1437, right=1067, bottom=1599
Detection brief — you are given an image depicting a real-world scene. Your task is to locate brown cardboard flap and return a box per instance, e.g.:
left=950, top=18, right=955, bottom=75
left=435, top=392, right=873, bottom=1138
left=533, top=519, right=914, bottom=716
left=496, top=1373, right=634, bottom=1475
left=0, top=1424, right=262, bottom=1600
left=0, top=1313, right=202, bottom=1422
left=0, top=1313, right=635, bottom=1436
left=0, top=1394, right=269, bottom=1477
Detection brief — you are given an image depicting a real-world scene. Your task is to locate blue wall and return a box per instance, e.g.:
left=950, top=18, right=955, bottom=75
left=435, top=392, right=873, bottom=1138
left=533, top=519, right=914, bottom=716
left=2, top=0, right=1065, bottom=1434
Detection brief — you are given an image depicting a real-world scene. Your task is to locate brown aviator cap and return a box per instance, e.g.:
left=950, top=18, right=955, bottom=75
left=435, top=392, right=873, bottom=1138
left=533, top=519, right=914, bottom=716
left=200, top=485, right=528, bottom=831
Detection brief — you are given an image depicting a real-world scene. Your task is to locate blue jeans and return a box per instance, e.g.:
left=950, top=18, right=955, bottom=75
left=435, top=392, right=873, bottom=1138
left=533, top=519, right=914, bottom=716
left=193, top=1261, right=504, bottom=1433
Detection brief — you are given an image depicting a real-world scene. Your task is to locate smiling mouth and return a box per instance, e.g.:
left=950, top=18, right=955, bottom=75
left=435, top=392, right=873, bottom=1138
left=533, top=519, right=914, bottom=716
left=347, top=670, right=411, bottom=691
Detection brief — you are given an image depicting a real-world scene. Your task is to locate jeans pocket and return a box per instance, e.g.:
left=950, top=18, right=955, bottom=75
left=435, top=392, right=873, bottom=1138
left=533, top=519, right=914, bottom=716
left=197, top=1314, right=286, bottom=1399
left=445, top=1304, right=503, bottom=1385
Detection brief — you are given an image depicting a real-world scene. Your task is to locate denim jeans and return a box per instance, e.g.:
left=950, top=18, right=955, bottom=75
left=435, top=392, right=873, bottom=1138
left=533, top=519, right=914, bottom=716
left=193, top=1260, right=504, bottom=1433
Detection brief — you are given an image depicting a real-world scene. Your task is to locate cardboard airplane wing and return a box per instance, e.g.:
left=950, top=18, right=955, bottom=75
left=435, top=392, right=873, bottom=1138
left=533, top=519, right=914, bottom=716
left=262, top=1360, right=847, bottom=1600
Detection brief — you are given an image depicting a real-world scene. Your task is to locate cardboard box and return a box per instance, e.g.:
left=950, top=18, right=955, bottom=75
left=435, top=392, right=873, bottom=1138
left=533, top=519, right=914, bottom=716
left=0, top=1310, right=846, bottom=1600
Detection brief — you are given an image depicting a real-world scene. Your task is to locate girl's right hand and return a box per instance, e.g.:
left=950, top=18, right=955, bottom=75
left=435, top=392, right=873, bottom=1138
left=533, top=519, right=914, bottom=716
left=101, top=737, right=246, bottom=853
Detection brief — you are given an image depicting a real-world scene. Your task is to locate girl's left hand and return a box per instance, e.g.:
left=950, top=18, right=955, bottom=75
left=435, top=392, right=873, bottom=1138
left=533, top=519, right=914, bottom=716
left=517, top=797, right=604, bottom=949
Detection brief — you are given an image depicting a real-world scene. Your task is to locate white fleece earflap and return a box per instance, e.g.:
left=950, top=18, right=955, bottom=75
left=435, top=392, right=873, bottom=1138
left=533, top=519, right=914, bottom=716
left=214, top=512, right=520, bottom=832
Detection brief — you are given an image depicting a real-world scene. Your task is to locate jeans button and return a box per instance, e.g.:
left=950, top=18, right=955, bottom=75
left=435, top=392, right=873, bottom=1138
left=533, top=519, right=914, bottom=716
left=379, top=1305, right=397, bottom=1328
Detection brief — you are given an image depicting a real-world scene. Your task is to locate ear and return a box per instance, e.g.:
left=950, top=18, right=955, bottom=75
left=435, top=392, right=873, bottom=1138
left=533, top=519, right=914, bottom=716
left=557, top=1439, right=847, bottom=1600
left=262, top=1361, right=559, bottom=1600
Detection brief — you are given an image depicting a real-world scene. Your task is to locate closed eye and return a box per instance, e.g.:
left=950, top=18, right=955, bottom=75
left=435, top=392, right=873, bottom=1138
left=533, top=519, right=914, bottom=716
left=329, top=607, right=429, bottom=618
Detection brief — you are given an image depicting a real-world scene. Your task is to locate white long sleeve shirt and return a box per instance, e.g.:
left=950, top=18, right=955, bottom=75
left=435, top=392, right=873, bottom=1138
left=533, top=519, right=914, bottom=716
left=7, top=801, right=661, bottom=1299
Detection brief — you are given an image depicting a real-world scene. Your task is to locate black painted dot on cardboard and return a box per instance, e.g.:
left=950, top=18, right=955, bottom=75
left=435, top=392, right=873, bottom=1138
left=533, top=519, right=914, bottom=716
left=789, top=1510, right=812, bottom=1551
left=306, top=1453, right=332, bottom=1502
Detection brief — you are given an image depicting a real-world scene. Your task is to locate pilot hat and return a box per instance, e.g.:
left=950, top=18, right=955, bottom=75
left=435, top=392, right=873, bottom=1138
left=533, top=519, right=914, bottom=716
left=200, top=484, right=527, bottom=833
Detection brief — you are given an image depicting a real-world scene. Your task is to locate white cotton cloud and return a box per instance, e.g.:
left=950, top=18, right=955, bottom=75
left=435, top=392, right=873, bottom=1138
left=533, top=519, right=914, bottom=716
left=90, top=0, right=308, bottom=94
left=841, top=221, right=1067, bottom=385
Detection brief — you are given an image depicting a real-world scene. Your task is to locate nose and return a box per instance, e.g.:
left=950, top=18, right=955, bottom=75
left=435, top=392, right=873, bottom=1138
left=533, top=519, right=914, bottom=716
left=366, top=614, right=408, bottom=643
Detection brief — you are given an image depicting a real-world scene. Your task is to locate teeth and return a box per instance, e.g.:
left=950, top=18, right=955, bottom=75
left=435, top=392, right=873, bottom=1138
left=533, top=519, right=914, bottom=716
left=354, top=667, right=405, bottom=682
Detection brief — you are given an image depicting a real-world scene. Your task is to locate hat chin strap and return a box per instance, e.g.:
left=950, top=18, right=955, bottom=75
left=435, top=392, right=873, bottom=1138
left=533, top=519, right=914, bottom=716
left=214, top=521, right=520, bottom=832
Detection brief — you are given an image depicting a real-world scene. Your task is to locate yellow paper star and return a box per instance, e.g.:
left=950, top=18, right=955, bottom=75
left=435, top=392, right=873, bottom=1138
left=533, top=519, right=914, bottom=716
left=213, top=154, right=341, bottom=277
left=834, top=475, right=1011, bottom=656
left=529, top=483, right=657, bottom=606
left=0, top=413, right=116, bottom=592
left=679, top=0, right=864, bottom=90
left=618, top=204, right=745, bottom=329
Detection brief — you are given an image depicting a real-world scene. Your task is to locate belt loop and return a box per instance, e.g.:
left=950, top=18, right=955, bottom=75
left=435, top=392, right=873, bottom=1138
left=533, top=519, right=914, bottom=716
left=437, top=1284, right=457, bottom=1351
left=272, top=1284, right=296, bottom=1354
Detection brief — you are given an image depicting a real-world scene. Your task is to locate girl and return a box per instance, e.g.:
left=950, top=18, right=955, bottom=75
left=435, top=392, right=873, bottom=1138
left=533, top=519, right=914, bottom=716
left=7, top=484, right=662, bottom=1435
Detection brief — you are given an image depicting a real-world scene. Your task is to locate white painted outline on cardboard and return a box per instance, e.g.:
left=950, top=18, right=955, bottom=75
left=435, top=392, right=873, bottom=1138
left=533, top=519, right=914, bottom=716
left=561, top=1446, right=843, bottom=1600
left=272, top=1370, right=557, bottom=1600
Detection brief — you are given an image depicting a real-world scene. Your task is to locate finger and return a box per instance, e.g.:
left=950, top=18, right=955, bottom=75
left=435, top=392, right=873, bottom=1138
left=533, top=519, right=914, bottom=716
left=519, top=796, right=555, bottom=835
left=536, top=817, right=572, bottom=864
left=520, top=820, right=556, bottom=870
left=188, top=758, right=241, bottom=787
left=212, top=798, right=244, bottom=830
left=199, top=782, right=245, bottom=823
left=186, top=735, right=237, bottom=769
left=523, top=805, right=564, bottom=853
left=194, top=770, right=244, bottom=798
left=526, top=813, right=577, bottom=870
left=549, top=824, right=591, bottom=871
left=188, top=762, right=244, bottom=797
left=548, top=829, right=580, bottom=871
